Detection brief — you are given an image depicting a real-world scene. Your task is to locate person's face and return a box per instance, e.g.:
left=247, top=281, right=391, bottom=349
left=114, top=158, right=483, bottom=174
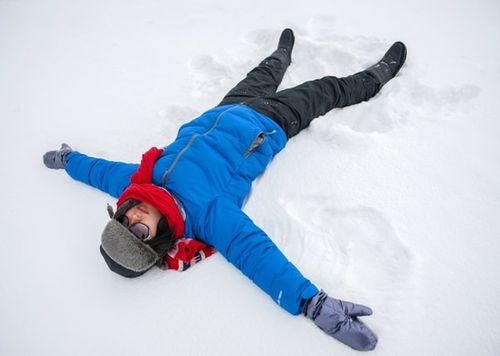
left=124, top=202, right=163, bottom=238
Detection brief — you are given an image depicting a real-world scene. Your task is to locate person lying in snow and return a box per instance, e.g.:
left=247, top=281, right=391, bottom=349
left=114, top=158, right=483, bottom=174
left=43, top=29, right=406, bottom=351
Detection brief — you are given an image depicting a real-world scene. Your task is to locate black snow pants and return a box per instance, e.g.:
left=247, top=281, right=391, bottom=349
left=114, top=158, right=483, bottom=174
left=218, top=47, right=380, bottom=138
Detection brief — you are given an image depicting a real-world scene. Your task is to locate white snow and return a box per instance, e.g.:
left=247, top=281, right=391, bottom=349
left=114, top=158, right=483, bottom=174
left=1, top=0, right=500, bottom=355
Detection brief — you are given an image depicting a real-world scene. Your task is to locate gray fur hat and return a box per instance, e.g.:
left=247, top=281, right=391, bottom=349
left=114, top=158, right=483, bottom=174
left=100, top=219, right=160, bottom=278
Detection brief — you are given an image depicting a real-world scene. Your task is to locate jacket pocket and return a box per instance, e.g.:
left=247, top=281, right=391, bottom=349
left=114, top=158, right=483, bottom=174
left=244, top=130, right=275, bottom=158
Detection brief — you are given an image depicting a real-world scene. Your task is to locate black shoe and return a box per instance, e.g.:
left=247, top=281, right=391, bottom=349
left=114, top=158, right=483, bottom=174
left=365, top=41, right=407, bottom=87
left=278, top=28, right=295, bottom=56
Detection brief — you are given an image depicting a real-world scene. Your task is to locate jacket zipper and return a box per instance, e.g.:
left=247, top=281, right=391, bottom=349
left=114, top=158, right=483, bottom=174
left=243, top=129, right=274, bottom=158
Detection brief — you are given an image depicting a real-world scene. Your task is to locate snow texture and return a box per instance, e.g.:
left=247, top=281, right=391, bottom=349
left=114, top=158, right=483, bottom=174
left=1, top=0, right=500, bottom=355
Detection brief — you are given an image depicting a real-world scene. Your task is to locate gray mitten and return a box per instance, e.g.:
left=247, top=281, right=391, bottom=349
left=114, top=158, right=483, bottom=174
left=304, top=290, right=377, bottom=351
left=43, top=143, right=73, bottom=169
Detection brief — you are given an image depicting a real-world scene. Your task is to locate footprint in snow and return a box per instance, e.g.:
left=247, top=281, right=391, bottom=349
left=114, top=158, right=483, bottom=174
left=188, top=54, right=232, bottom=97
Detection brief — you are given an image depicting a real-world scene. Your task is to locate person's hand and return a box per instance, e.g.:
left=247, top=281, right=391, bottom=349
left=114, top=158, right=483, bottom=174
left=304, top=290, right=377, bottom=351
left=43, top=143, right=73, bottom=169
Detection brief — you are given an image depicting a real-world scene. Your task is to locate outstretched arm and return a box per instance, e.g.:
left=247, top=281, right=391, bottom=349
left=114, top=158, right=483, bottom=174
left=65, top=151, right=138, bottom=198
left=203, top=196, right=377, bottom=351
left=43, top=144, right=138, bottom=198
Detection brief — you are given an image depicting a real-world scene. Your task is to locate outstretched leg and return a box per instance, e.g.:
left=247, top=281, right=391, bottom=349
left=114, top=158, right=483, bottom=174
left=247, top=42, right=407, bottom=138
left=218, top=29, right=295, bottom=106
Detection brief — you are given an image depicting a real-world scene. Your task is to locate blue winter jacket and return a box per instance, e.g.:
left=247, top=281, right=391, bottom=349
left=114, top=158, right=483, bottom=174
left=65, top=104, right=318, bottom=315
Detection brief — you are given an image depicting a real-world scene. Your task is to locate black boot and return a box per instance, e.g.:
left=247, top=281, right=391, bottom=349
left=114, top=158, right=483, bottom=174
left=277, top=28, right=295, bottom=58
left=365, top=41, right=407, bottom=87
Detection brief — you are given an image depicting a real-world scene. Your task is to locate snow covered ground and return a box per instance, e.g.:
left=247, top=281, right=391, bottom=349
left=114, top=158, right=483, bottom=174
left=1, top=0, right=499, bottom=355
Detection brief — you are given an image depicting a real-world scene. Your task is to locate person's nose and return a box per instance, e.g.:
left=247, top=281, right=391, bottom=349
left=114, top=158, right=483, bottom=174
left=129, top=212, right=142, bottom=225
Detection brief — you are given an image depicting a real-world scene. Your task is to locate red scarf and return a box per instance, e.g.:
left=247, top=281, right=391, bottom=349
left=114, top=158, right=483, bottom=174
left=116, top=147, right=184, bottom=237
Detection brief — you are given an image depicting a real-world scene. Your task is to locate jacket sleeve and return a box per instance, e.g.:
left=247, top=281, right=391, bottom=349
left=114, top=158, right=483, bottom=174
left=64, top=151, right=138, bottom=198
left=203, top=196, right=318, bottom=315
